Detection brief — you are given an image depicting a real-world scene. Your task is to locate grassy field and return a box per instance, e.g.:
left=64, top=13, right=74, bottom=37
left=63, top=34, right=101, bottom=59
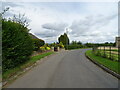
left=94, top=49, right=118, bottom=61
left=3, top=51, right=54, bottom=81
left=86, top=50, right=119, bottom=74
left=105, top=49, right=118, bottom=52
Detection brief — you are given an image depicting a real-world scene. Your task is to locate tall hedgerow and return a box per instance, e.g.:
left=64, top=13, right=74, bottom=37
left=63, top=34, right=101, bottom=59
left=2, top=19, right=34, bottom=72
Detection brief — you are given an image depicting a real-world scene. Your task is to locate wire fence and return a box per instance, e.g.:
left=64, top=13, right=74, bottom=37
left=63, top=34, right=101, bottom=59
left=92, top=46, right=120, bottom=62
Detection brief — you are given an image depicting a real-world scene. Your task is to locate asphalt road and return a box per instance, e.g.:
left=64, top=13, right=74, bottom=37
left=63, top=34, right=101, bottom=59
left=7, top=49, right=118, bottom=88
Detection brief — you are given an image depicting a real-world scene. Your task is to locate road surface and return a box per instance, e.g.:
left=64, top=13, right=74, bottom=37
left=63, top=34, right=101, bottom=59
left=6, top=49, right=118, bottom=88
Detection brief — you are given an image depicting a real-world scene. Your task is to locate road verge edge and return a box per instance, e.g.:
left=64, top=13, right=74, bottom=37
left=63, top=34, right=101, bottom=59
left=85, top=51, right=120, bottom=79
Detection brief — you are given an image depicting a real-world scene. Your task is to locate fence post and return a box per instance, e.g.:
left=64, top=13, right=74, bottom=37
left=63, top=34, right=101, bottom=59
left=99, top=46, right=102, bottom=56
left=109, top=46, right=112, bottom=60
left=103, top=46, right=105, bottom=57
left=92, top=46, right=94, bottom=52
left=96, top=46, right=99, bottom=56
left=93, top=45, right=97, bottom=54
left=118, top=47, right=120, bottom=62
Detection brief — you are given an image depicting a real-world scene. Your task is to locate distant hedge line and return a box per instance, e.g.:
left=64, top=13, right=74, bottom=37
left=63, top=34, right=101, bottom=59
left=2, top=20, right=34, bottom=72
left=65, top=45, right=84, bottom=50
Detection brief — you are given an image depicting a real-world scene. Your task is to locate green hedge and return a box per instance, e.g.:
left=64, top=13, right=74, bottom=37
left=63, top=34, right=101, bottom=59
left=32, top=39, right=45, bottom=51
left=2, top=20, right=34, bottom=72
left=65, top=45, right=84, bottom=50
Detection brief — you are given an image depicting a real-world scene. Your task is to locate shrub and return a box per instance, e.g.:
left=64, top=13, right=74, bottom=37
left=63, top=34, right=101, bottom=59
left=39, top=46, right=46, bottom=52
left=58, top=42, right=64, bottom=48
left=32, top=39, right=45, bottom=51
left=61, top=45, right=64, bottom=48
left=65, top=45, right=83, bottom=50
left=46, top=47, right=51, bottom=50
left=2, top=20, right=34, bottom=72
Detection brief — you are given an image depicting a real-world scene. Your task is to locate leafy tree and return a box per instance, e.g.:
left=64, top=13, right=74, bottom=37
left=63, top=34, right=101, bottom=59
left=32, top=39, right=45, bottom=51
left=77, top=41, right=82, bottom=45
left=2, top=20, right=34, bottom=72
left=2, top=8, right=34, bottom=72
left=84, top=43, right=93, bottom=47
left=1, top=7, right=10, bottom=15
left=71, top=41, right=77, bottom=45
left=58, top=33, right=69, bottom=46
left=11, top=14, right=29, bottom=28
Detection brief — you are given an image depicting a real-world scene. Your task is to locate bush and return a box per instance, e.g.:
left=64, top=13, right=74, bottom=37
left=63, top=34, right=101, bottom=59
left=46, top=47, right=51, bottom=50
left=58, top=42, right=64, bottom=48
left=2, top=20, right=34, bottom=72
left=65, top=45, right=83, bottom=50
left=39, top=46, right=46, bottom=52
left=32, top=39, right=45, bottom=51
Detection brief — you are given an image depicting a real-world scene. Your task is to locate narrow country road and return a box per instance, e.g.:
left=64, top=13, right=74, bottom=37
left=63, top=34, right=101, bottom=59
left=6, top=49, right=118, bottom=88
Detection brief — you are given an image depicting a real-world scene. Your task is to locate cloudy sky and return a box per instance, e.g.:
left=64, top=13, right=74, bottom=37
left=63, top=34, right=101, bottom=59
left=2, top=0, right=119, bottom=43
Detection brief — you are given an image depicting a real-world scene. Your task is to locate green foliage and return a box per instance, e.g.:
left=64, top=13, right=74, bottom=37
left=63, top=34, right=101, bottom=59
left=32, top=39, right=45, bottom=51
left=63, top=40, right=83, bottom=50
left=71, top=41, right=82, bottom=45
left=49, top=42, right=58, bottom=48
left=46, top=47, right=51, bottom=50
left=65, top=45, right=84, bottom=50
left=58, top=42, right=64, bottom=48
left=2, top=20, right=34, bottom=72
left=84, top=43, right=94, bottom=47
left=39, top=46, right=46, bottom=52
left=3, top=51, right=54, bottom=80
left=84, top=42, right=115, bottom=47
left=58, top=33, right=69, bottom=46
left=86, top=50, right=119, bottom=74
left=39, top=45, right=51, bottom=52
left=49, top=43, right=56, bottom=47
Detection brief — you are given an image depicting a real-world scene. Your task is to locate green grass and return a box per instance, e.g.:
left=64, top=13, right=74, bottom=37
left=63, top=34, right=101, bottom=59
left=95, top=50, right=118, bottom=61
left=105, top=49, right=118, bottom=52
left=3, top=51, right=54, bottom=81
left=86, top=50, right=119, bottom=74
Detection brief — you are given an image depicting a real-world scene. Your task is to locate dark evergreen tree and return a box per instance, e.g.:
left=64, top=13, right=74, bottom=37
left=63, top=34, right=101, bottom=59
left=58, top=33, right=69, bottom=46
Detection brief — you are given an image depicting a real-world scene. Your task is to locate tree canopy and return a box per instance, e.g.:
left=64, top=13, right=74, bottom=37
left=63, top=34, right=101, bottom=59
left=58, top=33, right=69, bottom=46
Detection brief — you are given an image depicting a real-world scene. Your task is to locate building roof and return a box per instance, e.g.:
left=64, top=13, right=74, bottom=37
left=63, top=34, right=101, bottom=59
left=29, top=33, right=45, bottom=42
left=29, top=33, right=40, bottom=39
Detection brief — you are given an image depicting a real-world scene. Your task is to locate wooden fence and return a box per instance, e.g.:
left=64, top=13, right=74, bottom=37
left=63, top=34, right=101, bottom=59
left=92, top=46, right=120, bottom=62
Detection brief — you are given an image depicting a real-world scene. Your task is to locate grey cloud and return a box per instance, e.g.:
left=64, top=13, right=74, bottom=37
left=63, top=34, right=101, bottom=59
left=2, top=2, right=23, bottom=9
left=37, top=22, right=68, bottom=38
left=35, top=29, right=60, bottom=38
left=2, top=2, right=29, bottom=21
left=70, top=14, right=117, bottom=37
left=69, top=14, right=117, bottom=43
left=70, top=20, right=90, bottom=35
left=42, top=22, right=68, bottom=31
left=93, top=14, right=117, bottom=27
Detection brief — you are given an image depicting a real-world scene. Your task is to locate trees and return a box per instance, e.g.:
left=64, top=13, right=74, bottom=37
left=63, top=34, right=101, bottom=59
left=32, top=39, right=45, bottom=51
left=58, top=33, right=69, bottom=46
left=71, top=41, right=77, bottom=45
left=67, top=41, right=83, bottom=50
left=77, top=41, right=82, bottom=45
left=2, top=8, right=34, bottom=72
left=2, top=20, right=34, bottom=72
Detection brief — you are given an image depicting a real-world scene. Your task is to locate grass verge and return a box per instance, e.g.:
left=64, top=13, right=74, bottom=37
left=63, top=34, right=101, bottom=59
left=95, top=50, right=118, bottom=61
left=3, top=51, right=54, bottom=81
left=85, top=50, right=119, bottom=74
